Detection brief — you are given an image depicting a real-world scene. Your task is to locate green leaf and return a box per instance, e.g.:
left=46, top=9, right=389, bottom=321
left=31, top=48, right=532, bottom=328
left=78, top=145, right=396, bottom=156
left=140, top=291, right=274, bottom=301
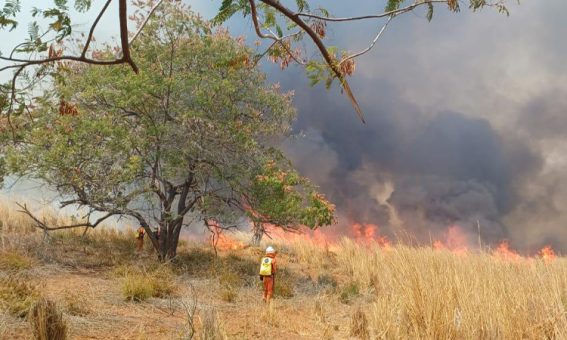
left=74, top=0, right=92, bottom=12
left=0, top=16, right=18, bottom=31
left=426, top=2, right=434, bottom=22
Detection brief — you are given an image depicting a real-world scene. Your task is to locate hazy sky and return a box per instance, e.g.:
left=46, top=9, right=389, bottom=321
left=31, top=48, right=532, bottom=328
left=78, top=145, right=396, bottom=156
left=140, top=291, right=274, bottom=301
left=1, top=0, right=566, bottom=251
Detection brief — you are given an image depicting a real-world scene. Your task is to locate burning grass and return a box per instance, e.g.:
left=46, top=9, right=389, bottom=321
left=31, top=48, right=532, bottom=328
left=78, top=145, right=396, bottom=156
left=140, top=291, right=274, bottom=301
left=0, top=201, right=566, bottom=338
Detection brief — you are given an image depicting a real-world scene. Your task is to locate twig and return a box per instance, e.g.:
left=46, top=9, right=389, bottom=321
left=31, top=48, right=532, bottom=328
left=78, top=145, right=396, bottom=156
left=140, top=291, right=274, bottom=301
left=129, top=0, right=165, bottom=46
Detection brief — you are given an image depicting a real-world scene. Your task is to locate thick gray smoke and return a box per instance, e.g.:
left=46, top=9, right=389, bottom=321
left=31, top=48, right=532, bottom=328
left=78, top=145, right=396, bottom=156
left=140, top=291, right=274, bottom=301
left=281, top=79, right=544, bottom=249
left=266, top=0, right=567, bottom=252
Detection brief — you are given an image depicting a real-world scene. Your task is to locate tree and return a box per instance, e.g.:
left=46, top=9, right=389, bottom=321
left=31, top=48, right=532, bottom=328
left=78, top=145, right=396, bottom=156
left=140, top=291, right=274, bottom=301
left=0, top=0, right=515, bottom=122
left=6, top=2, right=335, bottom=260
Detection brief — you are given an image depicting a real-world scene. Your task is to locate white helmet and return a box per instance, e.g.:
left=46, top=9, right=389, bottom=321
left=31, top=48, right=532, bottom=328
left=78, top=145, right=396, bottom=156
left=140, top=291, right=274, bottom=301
left=265, top=246, right=275, bottom=254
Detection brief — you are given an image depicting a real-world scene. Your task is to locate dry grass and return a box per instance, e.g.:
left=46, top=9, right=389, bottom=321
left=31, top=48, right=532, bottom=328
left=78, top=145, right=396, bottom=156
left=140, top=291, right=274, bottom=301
left=333, top=239, right=567, bottom=339
left=121, top=266, right=178, bottom=302
left=0, top=251, right=34, bottom=271
left=0, top=203, right=566, bottom=339
left=28, top=298, right=67, bottom=340
left=199, top=308, right=227, bottom=340
left=0, top=276, right=40, bottom=317
left=350, top=306, right=370, bottom=339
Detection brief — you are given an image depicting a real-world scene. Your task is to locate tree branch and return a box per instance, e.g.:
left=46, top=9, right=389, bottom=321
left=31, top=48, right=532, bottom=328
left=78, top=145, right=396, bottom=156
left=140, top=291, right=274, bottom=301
left=259, top=0, right=365, bottom=122
left=340, top=15, right=394, bottom=65
left=296, top=1, right=449, bottom=22
left=118, top=0, right=138, bottom=73
left=129, top=0, right=165, bottom=46
left=16, top=202, right=114, bottom=232
left=81, top=0, right=113, bottom=58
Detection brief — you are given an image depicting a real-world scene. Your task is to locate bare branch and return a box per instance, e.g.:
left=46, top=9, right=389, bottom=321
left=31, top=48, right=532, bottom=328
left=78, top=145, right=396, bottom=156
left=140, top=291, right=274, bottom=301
left=16, top=202, right=114, bottom=232
left=81, top=0, right=113, bottom=58
left=340, top=15, right=394, bottom=65
left=296, top=1, right=449, bottom=22
left=129, top=0, right=165, bottom=46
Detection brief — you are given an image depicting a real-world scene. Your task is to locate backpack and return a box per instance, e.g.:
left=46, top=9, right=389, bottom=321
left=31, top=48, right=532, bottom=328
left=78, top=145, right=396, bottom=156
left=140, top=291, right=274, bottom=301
left=259, top=257, right=273, bottom=276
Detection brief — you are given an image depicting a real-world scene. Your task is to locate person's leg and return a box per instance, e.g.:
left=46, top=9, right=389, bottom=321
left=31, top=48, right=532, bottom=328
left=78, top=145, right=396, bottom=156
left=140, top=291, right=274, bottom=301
left=265, top=276, right=274, bottom=302
left=263, top=277, right=269, bottom=301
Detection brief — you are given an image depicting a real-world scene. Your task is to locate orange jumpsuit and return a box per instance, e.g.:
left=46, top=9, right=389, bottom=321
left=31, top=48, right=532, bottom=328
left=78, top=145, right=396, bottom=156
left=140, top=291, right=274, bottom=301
left=262, top=253, right=277, bottom=302
left=135, top=227, right=145, bottom=252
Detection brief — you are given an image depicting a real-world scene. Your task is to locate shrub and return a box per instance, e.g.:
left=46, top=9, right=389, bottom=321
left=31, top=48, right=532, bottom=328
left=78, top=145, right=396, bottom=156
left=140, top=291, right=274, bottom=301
left=350, top=307, right=369, bottom=339
left=218, top=271, right=240, bottom=303
left=317, top=274, right=338, bottom=290
left=200, top=308, right=227, bottom=340
left=63, top=290, right=90, bottom=316
left=274, top=270, right=295, bottom=299
left=28, top=298, right=67, bottom=340
left=0, top=252, right=34, bottom=271
left=0, top=277, right=40, bottom=317
left=122, top=272, right=154, bottom=302
left=339, top=281, right=360, bottom=304
left=121, top=266, right=177, bottom=302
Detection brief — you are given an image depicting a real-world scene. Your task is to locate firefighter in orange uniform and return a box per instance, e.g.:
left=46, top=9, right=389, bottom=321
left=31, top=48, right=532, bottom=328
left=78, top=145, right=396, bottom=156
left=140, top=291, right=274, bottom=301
left=135, top=226, right=145, bottom=252
left=259, top=246, right=277, bottom=302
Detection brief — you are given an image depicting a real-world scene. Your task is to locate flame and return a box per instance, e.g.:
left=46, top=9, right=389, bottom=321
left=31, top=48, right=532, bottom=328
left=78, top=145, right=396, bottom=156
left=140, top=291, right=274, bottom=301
left=493, top=241, right=522, bottom=261
left=207, top=220, right=247, bottom=251
left=538, top=246, right=556, bottom=262
left=351, top=223, right=390, bottom=247
left=432, top=225, right=469, bottom=254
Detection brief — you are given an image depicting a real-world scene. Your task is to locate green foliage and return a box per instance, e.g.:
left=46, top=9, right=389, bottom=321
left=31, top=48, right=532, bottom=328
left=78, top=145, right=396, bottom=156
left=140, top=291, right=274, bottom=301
left=0, top=0, right=20, bottom=31
left=8, top=2, right=332, bottom=258
left=385, top=0, right=405, bottom=12
left=248, top=160, right=336, bottom=230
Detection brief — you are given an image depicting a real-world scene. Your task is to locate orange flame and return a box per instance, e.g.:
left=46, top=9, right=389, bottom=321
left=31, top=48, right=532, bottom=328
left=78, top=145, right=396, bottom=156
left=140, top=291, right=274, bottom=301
left=351, top=223, right=390, bottom=247
left=207, top=220, right=247, bottom=251
left=493, top=241, right=522, bottom=261
left=538, top=246, right=556, bottom=262
left=432, top=225, right=469, bottom=254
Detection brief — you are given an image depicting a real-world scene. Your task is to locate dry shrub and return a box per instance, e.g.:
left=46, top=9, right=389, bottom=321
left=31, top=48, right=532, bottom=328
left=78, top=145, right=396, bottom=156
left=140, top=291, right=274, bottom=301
left=0, top=251, right=34, bottom=271
left=0, top=314, right=7, bottom=338
left=200, top=308, right=227, bottom=340
left=339, top=281, right=359, bottom=304
left=0, top=277, right=40, bottom=317
left=273, top=270, right=295, bottom=298
left=350, top=307, right=369, bottom=339
left=218, top=271, right=240, bottom=303
left=314, top=299, right=326, bottom=323
left=121, top=266, right=177, bottom=301
left=63, top=290, right=90, bottom=316
left=259, top=302, right=279, bottom=328
left=28, top=298, right=67, bottom=340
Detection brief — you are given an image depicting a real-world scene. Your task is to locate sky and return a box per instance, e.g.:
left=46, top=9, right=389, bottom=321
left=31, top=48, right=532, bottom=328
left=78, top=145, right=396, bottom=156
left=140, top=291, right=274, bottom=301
left=1, top=0, right=566, bottom=251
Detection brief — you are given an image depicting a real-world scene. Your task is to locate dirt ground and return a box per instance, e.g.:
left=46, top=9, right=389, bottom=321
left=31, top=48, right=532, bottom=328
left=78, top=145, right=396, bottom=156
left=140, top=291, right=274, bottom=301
left=0, top=240, right=358, bottom=340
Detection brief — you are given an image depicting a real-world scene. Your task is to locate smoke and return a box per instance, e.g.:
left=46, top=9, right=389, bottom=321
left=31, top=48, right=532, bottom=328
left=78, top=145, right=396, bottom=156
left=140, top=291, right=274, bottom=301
left=264, top=0, right=567, bottom=252
left=281, top=80, right=545, bottom=247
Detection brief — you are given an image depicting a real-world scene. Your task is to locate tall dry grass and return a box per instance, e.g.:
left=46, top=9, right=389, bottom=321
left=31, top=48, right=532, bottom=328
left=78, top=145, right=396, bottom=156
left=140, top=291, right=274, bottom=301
left=284, top=237, right=567, bottom=339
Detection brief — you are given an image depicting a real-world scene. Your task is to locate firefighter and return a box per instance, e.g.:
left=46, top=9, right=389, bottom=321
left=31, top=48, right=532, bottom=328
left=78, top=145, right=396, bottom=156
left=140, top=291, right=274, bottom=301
left=259, top=246, right=277, bottom=302
left=135, top=226, right=145, bottom=252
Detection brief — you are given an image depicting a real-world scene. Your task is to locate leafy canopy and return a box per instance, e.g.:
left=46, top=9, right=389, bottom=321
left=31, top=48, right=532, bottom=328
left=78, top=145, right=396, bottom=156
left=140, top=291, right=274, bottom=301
left=6, top=2, right=335, bottom=242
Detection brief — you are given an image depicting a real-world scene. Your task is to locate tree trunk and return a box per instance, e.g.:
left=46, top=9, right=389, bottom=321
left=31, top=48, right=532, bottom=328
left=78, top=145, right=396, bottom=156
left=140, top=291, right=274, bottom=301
left=154, top=220, right=182, bottom=261
left=251, top=221, right=264, bottom=246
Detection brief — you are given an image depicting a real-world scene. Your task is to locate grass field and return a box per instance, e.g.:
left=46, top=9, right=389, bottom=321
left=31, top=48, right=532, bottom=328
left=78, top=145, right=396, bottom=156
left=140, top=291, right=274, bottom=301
left=0, top=200, right=566, bottom=339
